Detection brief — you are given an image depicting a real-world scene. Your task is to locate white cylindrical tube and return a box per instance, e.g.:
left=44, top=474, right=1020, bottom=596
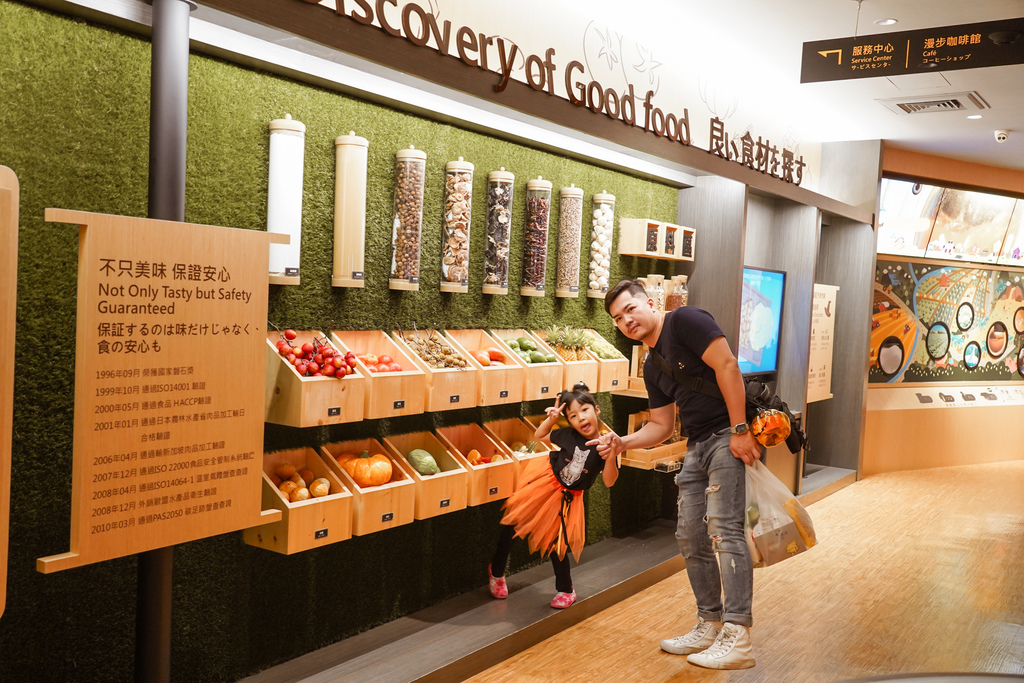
left=333, top=131, right=369, bottom=287
left=267, top=114, right=305, bottom=285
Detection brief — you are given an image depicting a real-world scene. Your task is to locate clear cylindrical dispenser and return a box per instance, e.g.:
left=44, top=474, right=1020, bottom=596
left=332, top=131, right=368, bottom=288
left=520, top=176, right=552, bottom=297
left=389, top=145, right=426, bottom=290
left=482, top=167, right=514, bottom=295
left=555, top=184, right=584, bottom=297
left=267, top=114, right=306, bottom=285
left=440, top=157, right=474, bottom=293
left=587, top=191, right=615, bottom=298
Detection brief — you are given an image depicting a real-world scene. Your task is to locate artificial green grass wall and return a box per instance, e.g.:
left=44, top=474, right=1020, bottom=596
left=0, top=2, right=677, bottom=680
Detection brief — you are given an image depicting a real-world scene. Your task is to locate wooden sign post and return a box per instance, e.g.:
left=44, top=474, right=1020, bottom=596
left=38, top=210, right=283, bottom=574
left=0, top=167, right=19, bottom=617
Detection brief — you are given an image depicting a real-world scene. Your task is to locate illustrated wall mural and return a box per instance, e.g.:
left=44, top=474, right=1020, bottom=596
left=870, top=259, right=1024, bottom=383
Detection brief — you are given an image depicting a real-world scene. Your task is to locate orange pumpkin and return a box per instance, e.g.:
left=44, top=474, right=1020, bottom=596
left=339, top=449, right=393, bottom=487
left=751, top=409, right=791, bottom=448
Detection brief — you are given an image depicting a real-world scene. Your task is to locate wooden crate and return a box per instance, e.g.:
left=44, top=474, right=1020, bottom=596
left=435, top=423, right=515, bottom=506
left=487, top=329, right=562, bottom=402
left=619, top=411, right=688, bottom=470
left=264, top=330, right=365, bottom=428
left=679, top=225, right=696, bottom=261
left=583, top=328, right=629, bottom=393
left=628, top=344, right=650, bottom=393
left=330, top=329, right=426, bottom=418
left=391, top=330, right=478, bottom=411
left=321, top=439, right=415, bottom=536
left=444, top=328, right=523, bottom=406
left=618, top=218, right=662, bottom=257
left=662, top=222, right=681, bottom=259
left=383, top=431, right=468, bottom=519
left=482, top=417, right=551, bottom=487
left=530, top=329, right=598, bottom=392
left=243, top=448, right=352, bottom=554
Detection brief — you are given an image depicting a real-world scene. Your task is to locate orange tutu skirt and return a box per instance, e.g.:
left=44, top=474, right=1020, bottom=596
left=500, top=456, right=585, bottom=561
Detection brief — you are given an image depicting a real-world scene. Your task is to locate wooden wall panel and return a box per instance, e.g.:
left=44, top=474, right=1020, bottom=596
left=805, top=216, right=877, bottom=471
left=676, top=178, right=746, bottom=343
left=818, top=140, right=884, bottom=218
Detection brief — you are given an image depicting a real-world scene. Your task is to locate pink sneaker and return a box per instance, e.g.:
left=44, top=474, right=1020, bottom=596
left=488, top=565, right=508, bottom=599
left=550, top=590, right=576, bottom=609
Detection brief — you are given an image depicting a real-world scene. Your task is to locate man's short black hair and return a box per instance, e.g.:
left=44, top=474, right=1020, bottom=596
left=604, top=279, right=648, bottom=315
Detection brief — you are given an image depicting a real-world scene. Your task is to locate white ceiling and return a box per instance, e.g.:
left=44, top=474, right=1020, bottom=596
left=629, top=0, right=1024, bottom=173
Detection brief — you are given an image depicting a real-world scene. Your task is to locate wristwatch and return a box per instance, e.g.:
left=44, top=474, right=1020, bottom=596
left=730, top=422, right=749, bottom=435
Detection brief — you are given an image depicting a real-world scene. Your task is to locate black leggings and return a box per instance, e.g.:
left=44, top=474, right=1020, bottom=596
left=491, top=524, right=573, bottom=593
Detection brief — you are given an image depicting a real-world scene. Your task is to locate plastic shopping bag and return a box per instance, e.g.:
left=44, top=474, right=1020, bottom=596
left=744, top=460, right=816, bottom=567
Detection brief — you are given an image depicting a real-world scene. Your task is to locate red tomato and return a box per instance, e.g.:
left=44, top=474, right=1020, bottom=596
left=379, top=355, right=393, bottom=365
left=387, top=362, right=402, bottom=372
left=375, top=363, right=391, bottom=373
left=485, top=347, right=506, bottom=362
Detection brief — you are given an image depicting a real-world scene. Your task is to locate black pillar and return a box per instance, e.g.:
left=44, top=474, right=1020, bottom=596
left=136, top=1, right=194, bottom=681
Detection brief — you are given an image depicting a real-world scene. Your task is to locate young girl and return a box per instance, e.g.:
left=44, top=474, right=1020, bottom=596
left=487, top=383, right=619, bottom=609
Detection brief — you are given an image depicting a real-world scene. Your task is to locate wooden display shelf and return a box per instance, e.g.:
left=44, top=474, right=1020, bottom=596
left=482, top=417, right=552, bottom=487
left=626, top=344, right=650, bottom=393
left=435, top=423, right=515, bottom=507
left=531, top=329, right=598, bottom=392
left=384, top=431, right=468, bottom=519
left=243, top=448, right=353, bottom=554
left=321, top=439, right=415, bottom=536
left=620, top=411, right=687, bottom=470
left=391, top=330, right=478, bottom=411
left=330, top=329, right=426, bottom=419
left=264, top=330, right=365, bottom=428
left=487, top=329, right=562, bottom=402
left=618, top=219, right=695, bottom=261
left=583, top=328, right=629, bottom=393
left=444, top=328, right=523, bottom=406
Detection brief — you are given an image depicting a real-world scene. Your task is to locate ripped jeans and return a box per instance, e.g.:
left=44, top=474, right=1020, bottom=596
left=675, top=427, right=753, bottom=627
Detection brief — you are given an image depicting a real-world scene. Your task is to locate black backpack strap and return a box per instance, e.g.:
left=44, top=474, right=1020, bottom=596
left=647, top=347, right=724, bottom=400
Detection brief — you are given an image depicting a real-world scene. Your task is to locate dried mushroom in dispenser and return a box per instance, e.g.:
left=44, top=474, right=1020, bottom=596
left=587, top=191, right=615, bottom=296
left=521, top=176, right=552, bottom=296
left=396, top=328, right=469, bottom=369
left=483, top=168, right=514, bottom=294
left=440, top=157, right=473, bottom=292
left=390, top=146, right=427, bottom=289
left=555, top=184, right=584, bottom=297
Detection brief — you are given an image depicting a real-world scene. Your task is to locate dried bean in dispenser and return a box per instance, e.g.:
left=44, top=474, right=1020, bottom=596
left=389, top=145, right=426, bottom=290
left=555, top=184, right=584, bottom=297
left=483, top=167, right=514, bottom=294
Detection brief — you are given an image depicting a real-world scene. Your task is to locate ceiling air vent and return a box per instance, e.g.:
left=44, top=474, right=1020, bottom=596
left=878, top=91, right=990, bottom=115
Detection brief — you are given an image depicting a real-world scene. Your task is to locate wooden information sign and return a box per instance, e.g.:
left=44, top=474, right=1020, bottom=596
left=38, top=210, right=283, bottom=573
left=0, top=167, right=19, bottom=616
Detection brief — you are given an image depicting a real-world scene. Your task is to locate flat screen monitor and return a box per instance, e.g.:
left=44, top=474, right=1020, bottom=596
left=738, top=266, right=786, bottom=376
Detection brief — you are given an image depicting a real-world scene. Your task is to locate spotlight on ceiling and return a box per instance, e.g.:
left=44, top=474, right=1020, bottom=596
left=875, top=18, right=898, bottom=26
left=967, top=115, right=983, bottom=120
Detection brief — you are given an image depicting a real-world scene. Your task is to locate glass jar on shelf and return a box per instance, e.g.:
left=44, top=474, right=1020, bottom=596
left=555, top=184, right=584, bottom=297
left=440, top=157, right=473, bottom=294
left=483, top=167, right=514, bottom=295
left=389, top=145, right=426, bottom=290
left=587, top=191, right=615, bottom=298
left=520, top=176, right=552, bottom=297
left=666, top=275, right=689, bottom=311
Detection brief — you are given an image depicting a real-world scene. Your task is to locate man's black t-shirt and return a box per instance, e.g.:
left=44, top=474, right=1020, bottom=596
left=548, top=427, right=604, bottom=491
left=643, top=306, right=731, bottom=444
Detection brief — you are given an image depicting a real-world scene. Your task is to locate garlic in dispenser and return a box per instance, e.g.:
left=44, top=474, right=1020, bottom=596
left=389, top=145, right=427, bottom=291
left=483, top=168, right=514, bottom=295
left=440, top=157, right=473, bottom=293
left=587, top=191, right=615, bottom=297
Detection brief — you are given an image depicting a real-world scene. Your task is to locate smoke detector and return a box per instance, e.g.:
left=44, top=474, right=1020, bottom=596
left=878, top=91, right=990, bottom=115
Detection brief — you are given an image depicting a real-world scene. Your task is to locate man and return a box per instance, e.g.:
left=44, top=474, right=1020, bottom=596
left=593, top=279, right=759, bottom=670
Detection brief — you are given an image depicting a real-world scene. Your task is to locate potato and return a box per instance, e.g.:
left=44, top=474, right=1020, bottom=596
left=275, top=464, right=297, bottom=480
left=299, top=469, right=315, bottom=486
left=309, top=479, right=330, bottom=498
left=279, top=480, right=299, bottom=495
left=290, top=487, right=310, bottom=502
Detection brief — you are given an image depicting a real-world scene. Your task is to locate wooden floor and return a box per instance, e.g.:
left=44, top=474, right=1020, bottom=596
left=468, top=461, right=1024, bottom=683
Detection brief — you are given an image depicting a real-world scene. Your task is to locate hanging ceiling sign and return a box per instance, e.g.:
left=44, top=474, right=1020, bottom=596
left=801, top=17, right=1024, bottom=83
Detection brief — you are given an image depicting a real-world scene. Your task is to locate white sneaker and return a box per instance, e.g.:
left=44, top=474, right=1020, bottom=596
left=660, top=617, right=721, bottom=655
left=686, top=622, right=755, bottom=669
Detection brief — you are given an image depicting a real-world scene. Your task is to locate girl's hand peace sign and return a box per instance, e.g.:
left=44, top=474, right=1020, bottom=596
left=544, top=395, right=565, bottom=421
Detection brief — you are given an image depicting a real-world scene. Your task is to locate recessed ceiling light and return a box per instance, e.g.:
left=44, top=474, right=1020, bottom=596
left=875, top=18, right=898, bottom=26
left=967, top=114, right=983, bottom=120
